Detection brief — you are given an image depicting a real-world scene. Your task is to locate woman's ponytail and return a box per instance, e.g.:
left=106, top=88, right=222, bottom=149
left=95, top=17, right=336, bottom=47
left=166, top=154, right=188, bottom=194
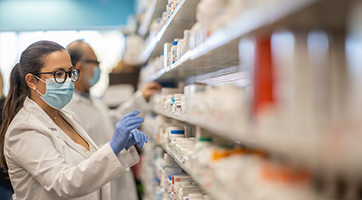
left=0, top=63, right=29, bottom=171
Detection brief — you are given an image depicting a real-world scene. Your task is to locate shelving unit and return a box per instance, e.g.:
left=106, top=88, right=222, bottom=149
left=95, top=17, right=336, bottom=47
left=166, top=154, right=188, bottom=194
left=139, top=0, right=361, bottom=173
left=140, top=0, right=350, bottom=83
left=139, top=0, right=361, bottom=199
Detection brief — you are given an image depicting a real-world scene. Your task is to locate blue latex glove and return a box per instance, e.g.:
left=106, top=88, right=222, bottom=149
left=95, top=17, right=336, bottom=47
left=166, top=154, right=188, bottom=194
left=110, top=111, right=144, bottom=155
left=125, top=129, right=148, bottom=150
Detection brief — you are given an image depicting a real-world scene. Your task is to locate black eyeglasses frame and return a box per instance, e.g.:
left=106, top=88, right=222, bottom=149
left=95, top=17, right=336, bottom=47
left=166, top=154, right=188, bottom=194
left=34, top=69, right=80, bottom=84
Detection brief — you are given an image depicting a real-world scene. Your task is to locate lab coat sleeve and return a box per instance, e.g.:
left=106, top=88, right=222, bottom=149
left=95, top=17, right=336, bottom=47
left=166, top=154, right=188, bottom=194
left=109, top=90, right=151, bottom=125
left=6, top=129, right=139, bottom=199
left=116, top=146, right=139, bottom=169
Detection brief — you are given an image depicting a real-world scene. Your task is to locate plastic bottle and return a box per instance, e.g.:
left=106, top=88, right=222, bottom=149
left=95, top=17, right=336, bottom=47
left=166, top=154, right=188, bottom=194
left=177, top=39, right=185, bottom=61
left=181, top=95, right=186, bottom=115
left=172, top=0, right=180, bottom=13
left=167, top=0, right=173, bottom=17
left=189, top=24, right=197, bottom=50
left=174, top=94, right=183, bottom=115
left=194, top=22, right=203, bottom=47
left=166, top=94, right=173, bottom=113
left=160, top=52, right=165, bottom=69
left=183, top=124, right=194, bottom=138
left=168, top=127, right=185, bottom=151
left=164, top=43, right=172, bottom=68
left=171, top=96, right=176, bottom=113
left=170, top=41, right=179, bottom=65
left=175, top=138, right=192, bottom=159
left=183, top=30, right=191, bottom=52
left=193, top=137, right=213, bottom=177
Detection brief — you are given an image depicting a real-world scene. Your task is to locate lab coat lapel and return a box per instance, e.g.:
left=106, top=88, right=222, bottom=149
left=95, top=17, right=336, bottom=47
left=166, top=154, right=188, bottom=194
left=58, top=110, right=99, bottom=151
left=23, top=97, right=90, bottom=159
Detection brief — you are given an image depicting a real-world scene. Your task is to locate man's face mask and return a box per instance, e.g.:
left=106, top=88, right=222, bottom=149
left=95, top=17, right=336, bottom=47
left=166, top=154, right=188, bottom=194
left=89, top=66, right=101, bottom=87
left=35, top=77, right=74, bottom=110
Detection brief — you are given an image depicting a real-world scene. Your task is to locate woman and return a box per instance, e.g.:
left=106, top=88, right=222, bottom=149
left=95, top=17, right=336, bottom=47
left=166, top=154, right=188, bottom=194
left=0, top=40, right=148, bottom=200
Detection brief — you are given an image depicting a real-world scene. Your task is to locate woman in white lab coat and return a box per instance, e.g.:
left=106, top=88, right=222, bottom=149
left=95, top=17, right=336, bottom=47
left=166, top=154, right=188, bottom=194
left=0, top=40, right=148, bottom=200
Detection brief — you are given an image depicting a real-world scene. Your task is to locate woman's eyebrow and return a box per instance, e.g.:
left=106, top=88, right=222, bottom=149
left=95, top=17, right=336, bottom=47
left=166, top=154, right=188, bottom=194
left=51, top=66, right=73, bottom=72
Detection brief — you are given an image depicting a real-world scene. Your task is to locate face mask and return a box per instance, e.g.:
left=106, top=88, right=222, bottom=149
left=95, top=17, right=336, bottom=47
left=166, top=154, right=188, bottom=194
left=35, top=78, right=74, bottom=110
left=89, top=67, right=101, bottom=87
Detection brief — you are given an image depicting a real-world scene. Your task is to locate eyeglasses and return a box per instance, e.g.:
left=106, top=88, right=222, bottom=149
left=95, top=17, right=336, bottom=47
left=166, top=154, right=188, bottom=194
left=34, top=69, right=80, bottom=84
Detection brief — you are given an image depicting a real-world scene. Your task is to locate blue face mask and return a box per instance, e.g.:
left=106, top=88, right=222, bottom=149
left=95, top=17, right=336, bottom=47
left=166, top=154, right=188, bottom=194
left=89, top=67, right=101, bottom=87
left=35, top=78, right=74, bottom=110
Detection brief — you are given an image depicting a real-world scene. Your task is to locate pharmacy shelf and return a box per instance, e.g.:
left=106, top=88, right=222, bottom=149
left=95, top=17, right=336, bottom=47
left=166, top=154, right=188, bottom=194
left=138, top=0, right=168, bottom=37
left=142, top=0, right=354, bottom=83
left=154, top=109, right=256, bottom=147
left=141, top=0, right=320, bottom=81
left=161, top=145, right=230, bottom=200
left=138, top=0, right=199, bottom=63
left=154, top=110, right=362, bottom=177
left=144, top=41, right=240, bottom=83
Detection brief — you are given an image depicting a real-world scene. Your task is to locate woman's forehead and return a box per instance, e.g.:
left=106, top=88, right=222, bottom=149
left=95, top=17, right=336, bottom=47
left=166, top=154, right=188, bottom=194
left=42, top=50, right=72, bottom=71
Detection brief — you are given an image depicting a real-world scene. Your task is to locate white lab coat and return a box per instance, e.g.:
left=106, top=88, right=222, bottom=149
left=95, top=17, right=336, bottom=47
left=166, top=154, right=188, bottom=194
left=65, top=90, right=150, bottom=200
left=4, top=97, right=140, bottom=200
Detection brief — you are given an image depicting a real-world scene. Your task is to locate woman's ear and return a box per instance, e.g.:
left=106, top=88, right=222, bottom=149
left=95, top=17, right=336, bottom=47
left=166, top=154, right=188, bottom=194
left=25, top=73, right=38, bottom=91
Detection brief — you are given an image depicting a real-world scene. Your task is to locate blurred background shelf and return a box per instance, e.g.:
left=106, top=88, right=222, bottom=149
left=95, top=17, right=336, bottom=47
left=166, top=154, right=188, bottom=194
left=141, top=0, right=354, bottom=83
left=138, top=0, right=199, bottom=64
left=139, top=0, right=362, bottom=199
left=138, top=0, right=168, bottom=37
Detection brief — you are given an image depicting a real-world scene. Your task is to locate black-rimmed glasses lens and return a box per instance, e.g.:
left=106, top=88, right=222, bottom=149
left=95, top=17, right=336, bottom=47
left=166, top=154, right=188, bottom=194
left=35, top=69, right=80, bottom=83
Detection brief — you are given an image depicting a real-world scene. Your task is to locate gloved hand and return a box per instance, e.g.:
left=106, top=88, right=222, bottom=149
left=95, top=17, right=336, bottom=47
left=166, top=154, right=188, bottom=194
left=110, top=111, right=144, bottom=155
left=125, top=129, right=148, bottom=150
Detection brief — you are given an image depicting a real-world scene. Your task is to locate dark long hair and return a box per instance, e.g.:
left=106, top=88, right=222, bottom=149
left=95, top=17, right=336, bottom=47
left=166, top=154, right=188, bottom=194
left=0, top=40, right=65, bottom=171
